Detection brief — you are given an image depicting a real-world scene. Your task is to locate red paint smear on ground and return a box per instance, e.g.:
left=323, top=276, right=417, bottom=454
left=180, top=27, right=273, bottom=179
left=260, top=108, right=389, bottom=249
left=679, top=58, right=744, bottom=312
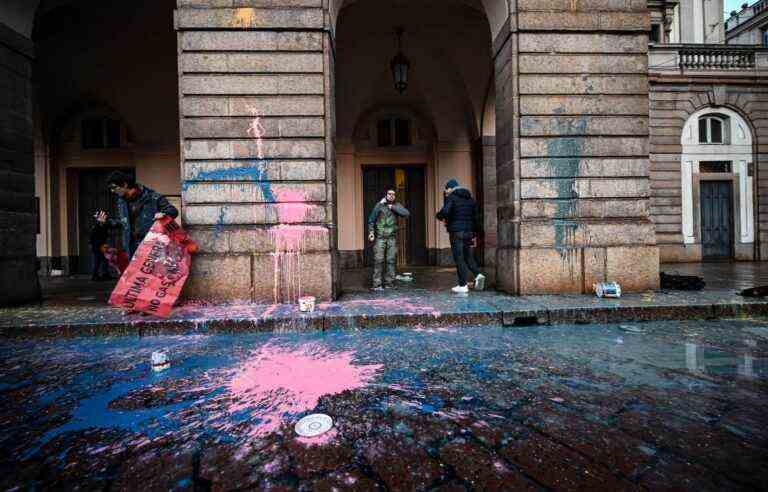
left=227, top=343, right=382, bottom=440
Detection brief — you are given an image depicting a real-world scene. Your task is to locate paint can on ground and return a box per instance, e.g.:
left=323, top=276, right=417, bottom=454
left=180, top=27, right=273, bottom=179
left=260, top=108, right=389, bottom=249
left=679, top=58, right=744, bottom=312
left=299, top=296, right=316, bottom=313
left=395, top=273, right=413, bottom=282
left=594, top=282, right=621, bottom=298
left=151, top=351, right=170, bottom=371
left=295, top=413, right=333, bottom=437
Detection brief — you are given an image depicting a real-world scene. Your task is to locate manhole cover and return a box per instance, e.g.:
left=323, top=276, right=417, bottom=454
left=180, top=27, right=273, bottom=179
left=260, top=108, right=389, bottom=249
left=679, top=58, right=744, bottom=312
left=295, top=414, right=333, bottom=437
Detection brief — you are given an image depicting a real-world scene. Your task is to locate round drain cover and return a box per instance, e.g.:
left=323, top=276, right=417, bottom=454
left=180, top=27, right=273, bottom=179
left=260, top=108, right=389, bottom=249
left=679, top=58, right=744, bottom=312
left=295, top=413, right=333, bottom=437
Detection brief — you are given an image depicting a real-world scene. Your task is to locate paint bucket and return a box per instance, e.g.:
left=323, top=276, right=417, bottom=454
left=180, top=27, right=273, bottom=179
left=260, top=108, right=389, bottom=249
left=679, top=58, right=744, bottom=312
left=299, top=296, right=316, bottom=313
left=151, top=351, right=170, bottom=371
left=594, top=282, right=622, bottom=298
left=295, top=413, right=333, bottom=437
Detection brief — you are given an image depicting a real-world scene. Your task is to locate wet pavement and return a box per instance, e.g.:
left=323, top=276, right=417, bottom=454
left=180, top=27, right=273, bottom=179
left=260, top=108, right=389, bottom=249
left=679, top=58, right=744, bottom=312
left=2, top=319, right=767, bottom=490
left=3, top=263, right=768, bottom=334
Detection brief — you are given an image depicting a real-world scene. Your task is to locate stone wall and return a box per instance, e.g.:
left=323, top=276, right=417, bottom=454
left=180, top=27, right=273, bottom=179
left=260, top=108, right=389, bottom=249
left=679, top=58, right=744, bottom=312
left=175, top=1, right=335, bottom=303
left=649, top=80, right=768, bottom=261
left=495, top=0, right=659, bottom=294
left=0, top=22, right=40, bottom=306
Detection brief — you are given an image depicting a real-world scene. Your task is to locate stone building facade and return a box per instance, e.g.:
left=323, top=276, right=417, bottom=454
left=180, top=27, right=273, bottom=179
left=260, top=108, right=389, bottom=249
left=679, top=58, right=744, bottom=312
left=649, top=0, right=768, bottom=263
left=3, top=0, right=717, bottom=306
left=726, top=0, right=768, bottom=45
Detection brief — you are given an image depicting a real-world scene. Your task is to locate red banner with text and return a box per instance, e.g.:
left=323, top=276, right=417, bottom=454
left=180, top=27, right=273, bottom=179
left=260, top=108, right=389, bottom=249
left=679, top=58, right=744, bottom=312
left=109, top=217, right=198, bottom=317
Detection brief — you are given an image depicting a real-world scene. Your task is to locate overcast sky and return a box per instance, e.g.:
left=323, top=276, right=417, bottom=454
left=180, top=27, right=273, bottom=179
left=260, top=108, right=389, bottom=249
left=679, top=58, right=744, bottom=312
left=724, top=0, right=752, bottom=14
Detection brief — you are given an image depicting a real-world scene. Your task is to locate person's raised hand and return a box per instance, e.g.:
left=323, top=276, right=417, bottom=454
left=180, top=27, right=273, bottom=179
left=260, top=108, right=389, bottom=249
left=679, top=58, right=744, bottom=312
left=95, top=211, right=108, bottom=223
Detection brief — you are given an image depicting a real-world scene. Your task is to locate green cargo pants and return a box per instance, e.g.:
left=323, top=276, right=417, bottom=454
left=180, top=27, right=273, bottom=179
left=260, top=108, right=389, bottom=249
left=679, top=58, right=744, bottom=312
left=372, top=236, right=397, bottom=288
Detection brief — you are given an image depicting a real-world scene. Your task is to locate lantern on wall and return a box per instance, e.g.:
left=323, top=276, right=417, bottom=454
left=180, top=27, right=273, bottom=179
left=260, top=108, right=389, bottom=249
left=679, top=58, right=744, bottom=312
left=390, top=27, right=410, bottom=94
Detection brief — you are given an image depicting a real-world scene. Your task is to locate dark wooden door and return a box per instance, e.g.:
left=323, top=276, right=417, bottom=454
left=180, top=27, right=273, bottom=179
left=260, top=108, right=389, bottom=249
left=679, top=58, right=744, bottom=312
left=362, top=166, right=427, bottom=267
left=77, top=168, right=134, bottom=273
left=404, top=167, right=427, bottom=266
left=700, top=180, right=733, bottom=260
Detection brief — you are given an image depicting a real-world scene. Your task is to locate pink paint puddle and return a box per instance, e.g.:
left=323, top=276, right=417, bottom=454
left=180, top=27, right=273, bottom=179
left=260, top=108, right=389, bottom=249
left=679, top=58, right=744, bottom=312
left=227, top=343, right=382, bottom=441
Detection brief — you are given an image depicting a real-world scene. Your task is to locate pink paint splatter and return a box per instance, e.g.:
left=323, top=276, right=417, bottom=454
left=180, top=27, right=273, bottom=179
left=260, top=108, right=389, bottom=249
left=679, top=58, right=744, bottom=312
left=227, top=343, right=382, bottom=440
left=274, top=188, right=312, bottom=224
left=245, top=106, right=265, bottom=159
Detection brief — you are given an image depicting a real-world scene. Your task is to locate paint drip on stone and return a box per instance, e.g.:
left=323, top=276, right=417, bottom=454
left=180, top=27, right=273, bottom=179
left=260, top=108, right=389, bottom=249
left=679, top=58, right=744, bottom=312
left=546, top=114, right=587, bottom=276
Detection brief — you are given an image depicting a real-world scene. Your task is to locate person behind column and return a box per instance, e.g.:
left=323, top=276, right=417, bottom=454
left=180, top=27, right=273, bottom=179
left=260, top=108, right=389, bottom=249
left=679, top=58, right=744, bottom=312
left=437, top=178, right=485, bottom=293
left=368, top=189, right=410, bottom=291
left=96, top=170, right=179, bottom=257
left=89, top=211, right=112, bottom=281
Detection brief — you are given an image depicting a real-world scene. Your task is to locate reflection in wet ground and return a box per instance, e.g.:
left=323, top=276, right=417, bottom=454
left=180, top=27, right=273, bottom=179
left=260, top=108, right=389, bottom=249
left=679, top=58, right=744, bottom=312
left=1, top=320, right=767, bottom=490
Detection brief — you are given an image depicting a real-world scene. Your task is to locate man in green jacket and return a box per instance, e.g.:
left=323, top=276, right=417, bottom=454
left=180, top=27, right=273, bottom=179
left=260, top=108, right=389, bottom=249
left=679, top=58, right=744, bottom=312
left=368, top=189, right=410, bottom=290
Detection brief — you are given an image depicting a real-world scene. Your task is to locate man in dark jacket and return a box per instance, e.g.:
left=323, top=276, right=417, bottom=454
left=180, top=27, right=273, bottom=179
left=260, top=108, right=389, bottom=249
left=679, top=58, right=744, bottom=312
left=437, top=178, right=485, bottom=293
left=368, top=189, right=410, bottom=290
left=96, top=171, right=179, bottom=257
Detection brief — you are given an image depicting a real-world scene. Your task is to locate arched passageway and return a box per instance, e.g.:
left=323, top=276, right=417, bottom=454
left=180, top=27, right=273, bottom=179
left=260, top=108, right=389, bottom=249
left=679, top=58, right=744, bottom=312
left=333, top=0, right=495, bottom=281
left=1, top=0, right=661, bottom=305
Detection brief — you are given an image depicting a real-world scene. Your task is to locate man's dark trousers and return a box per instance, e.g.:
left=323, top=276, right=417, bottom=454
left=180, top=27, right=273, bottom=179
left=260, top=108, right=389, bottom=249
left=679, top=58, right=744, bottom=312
left=449, top=231, right=480, bottom=287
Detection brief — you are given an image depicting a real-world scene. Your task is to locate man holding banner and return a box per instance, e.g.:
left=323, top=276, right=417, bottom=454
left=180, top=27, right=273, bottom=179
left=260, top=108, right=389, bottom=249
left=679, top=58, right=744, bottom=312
left=96, top=170, right=179, bottom=257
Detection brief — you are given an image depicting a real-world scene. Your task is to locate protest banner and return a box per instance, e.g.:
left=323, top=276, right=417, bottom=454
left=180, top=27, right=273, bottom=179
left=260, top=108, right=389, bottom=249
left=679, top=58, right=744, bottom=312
left=109, top=216, right=197, bottom=317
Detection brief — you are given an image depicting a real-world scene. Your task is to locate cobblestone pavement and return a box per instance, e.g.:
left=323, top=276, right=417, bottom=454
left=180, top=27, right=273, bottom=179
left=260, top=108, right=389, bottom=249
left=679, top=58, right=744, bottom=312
left=2, top=319, right=767, bottom=490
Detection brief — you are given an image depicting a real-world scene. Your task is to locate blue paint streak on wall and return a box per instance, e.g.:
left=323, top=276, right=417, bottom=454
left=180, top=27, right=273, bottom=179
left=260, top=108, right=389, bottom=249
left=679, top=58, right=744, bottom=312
left=185, top=163, right=275, bottom=203
left=545, top=115, right=588, bottom=258
left=182, top=161, right=276, bottom=236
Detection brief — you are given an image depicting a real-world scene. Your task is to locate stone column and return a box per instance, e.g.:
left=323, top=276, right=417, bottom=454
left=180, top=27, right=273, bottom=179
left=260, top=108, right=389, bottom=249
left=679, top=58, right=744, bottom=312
left=0, top=23, right=40, bottom=306
left=495, top=0, right=659, bottom=294
left=175, top=2, right=336, bottom=303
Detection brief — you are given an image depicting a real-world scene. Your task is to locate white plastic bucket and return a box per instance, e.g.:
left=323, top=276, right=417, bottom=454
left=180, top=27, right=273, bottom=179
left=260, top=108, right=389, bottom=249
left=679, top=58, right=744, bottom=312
left=299, top=296, right=316, bottom=312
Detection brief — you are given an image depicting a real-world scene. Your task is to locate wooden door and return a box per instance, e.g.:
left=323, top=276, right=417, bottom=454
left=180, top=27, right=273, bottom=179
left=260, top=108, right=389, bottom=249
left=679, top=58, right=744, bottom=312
left=700, top=180, right=733, bottom=260
left=362, top=166, right=427, bottom=267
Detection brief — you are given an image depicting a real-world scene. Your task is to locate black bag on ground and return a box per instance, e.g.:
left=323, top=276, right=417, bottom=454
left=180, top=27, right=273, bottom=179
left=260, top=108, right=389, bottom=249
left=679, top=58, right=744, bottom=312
left=660, top=272, right=705, bottom=291
left=739, top=286, right=768, bottom=298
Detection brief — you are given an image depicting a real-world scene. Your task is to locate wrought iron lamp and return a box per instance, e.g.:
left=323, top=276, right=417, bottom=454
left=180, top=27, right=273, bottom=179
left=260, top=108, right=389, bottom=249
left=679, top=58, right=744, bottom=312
left=390, top=27, right=410, bottom=94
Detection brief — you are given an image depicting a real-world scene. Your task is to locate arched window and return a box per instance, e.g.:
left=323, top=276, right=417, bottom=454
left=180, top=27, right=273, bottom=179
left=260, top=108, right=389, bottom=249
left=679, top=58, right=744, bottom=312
left=81, top=117, right=121, bottom=149
left=377, top=117, right=412, bottom=147
left=698, top=114, right=729, bottom=144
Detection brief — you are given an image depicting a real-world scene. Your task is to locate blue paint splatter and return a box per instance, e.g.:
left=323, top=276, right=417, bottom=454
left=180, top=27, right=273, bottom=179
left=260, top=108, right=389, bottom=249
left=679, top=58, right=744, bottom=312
left=183, top=162, right=276, bottom=202
left=545, top=115, right=587, bottom=265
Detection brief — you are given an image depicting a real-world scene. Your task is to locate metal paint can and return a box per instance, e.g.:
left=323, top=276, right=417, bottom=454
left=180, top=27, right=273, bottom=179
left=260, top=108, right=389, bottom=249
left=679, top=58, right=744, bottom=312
left=299, top=296, right=316, bottom=313
left=151, top=351, right=170, bottom=372
left=594, top=282, right=622, bottom=298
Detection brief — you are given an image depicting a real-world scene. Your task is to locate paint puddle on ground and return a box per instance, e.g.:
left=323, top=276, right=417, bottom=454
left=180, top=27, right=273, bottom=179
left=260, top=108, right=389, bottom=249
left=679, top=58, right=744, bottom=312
left=2, top=321, right=768, bottom=489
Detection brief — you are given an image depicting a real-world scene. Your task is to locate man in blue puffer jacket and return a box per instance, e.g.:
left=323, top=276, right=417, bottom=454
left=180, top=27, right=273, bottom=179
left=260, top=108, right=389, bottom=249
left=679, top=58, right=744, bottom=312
left=436, top=178, right=485, bottom=293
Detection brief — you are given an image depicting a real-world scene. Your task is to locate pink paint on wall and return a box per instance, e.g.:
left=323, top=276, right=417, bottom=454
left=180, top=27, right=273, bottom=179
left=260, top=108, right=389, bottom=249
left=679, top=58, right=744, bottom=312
left=227, top=343, right=382, bottom=440
left=246, top=107, right=265, bottom=159
left=274, top=188, right=312, bottom=224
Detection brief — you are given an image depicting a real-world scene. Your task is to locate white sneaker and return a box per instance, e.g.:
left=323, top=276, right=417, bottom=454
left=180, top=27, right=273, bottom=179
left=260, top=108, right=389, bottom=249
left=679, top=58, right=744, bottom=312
left=474, top=274, right=486, bottom=291
left=452, top=285, right=469, bottom=293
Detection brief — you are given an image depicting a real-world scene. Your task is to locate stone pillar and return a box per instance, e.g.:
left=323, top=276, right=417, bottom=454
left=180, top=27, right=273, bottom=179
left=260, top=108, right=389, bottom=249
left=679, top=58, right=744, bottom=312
left=175, top=2, right=336, bottom=303
left=495, top=0, right=659, bottom=294
left=0, top=23, right=40, bottom=307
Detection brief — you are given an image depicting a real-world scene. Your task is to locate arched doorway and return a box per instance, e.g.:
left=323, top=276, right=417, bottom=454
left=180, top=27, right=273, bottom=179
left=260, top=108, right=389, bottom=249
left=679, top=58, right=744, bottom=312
left=680, top=107, right=755, bottom=260
left=333, top=0, right=497, bottom=290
